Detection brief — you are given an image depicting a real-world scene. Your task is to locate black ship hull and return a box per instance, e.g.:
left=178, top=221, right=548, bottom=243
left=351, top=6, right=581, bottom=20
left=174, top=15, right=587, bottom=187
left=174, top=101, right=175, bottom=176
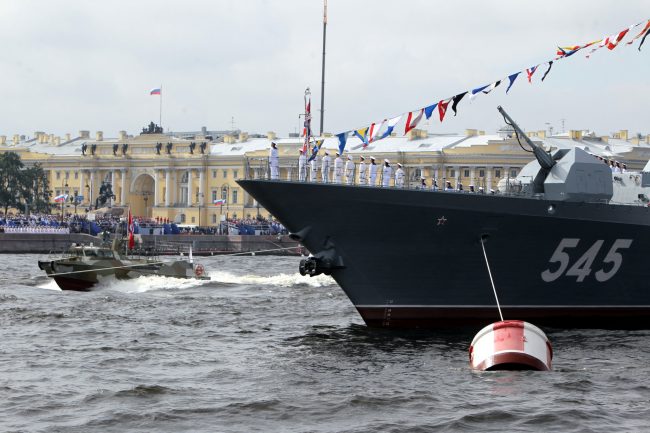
left=238, top=180, right=650, bottom=329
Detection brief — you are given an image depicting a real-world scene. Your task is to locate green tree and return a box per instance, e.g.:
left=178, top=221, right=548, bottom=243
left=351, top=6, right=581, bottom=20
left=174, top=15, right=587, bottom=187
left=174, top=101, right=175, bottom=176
left=0, top=152, right=24, bottom=221
left=22, top=163, right=51, bottom=214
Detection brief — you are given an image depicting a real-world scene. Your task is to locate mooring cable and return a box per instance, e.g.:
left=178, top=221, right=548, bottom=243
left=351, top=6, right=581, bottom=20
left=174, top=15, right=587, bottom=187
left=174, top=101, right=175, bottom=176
left=480, top=236, right=504, bottom=321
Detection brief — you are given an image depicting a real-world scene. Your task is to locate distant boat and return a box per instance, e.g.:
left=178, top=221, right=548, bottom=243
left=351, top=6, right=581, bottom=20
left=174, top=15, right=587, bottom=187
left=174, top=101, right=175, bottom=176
left=238, top=107, right=650, bottom=329
left=38, top=239, right=208, bottom=291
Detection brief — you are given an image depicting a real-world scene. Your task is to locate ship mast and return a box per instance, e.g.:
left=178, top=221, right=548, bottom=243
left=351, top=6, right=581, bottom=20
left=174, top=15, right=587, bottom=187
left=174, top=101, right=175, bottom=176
left=319, top=0, right=327, bottom=136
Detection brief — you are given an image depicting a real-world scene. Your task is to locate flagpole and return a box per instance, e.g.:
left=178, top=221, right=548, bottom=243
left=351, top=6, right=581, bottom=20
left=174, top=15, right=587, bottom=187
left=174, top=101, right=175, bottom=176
left=319, top=0, right=327, bottom=136
left=159, top=84, right=163, bottom=129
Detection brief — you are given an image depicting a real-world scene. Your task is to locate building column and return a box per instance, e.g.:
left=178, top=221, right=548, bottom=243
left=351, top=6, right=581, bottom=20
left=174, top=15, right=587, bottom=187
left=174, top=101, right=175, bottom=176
left=154, top=169, right=160, bottom=206
left=433, top=165, right=439, bottom=183
left=121, top=169, right=127, bottom=205
left=89, top=171, right=95, bottom=205
left=470, top=167, right=476, bottom=187
left=486, top=166, right=493, bottom=191
left=79, top=170, right=85, bottom=204
left=187, top=169, right=193, bottom=205
left=199, top=169, right=205, bottom=206
left=165, top=169, right=171, bottom=206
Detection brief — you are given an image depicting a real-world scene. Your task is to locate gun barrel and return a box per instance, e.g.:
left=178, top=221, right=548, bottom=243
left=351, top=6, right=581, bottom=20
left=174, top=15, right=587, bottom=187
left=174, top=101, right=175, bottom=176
left=497, top=106, right=555, bottom=170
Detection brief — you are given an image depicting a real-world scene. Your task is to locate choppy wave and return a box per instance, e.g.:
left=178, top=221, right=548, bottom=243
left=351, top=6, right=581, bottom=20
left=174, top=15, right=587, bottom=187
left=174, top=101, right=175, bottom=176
left=208, top=270, right=335, bottom=288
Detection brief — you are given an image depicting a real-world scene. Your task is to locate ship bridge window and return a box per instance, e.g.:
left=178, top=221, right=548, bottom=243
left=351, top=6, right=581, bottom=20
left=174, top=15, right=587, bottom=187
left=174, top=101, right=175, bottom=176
left=84, top=249, right=114, bottom=258
left=510, top=169, right=518, bottom=178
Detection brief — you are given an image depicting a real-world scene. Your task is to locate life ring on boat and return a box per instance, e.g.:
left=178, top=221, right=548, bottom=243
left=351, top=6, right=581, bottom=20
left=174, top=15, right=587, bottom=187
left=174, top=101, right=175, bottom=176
left=194, top=264, right=205, bottom=277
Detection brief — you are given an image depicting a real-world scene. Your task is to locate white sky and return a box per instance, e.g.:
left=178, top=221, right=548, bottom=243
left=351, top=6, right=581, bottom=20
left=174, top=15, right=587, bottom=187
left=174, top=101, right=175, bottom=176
left=0, top=0, right=648, bottom=138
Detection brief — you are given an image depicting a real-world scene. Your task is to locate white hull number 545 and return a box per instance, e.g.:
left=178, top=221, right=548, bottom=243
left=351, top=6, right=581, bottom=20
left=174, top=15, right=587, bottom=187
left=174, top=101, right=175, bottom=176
left=541, top=238, right=633, bottom=283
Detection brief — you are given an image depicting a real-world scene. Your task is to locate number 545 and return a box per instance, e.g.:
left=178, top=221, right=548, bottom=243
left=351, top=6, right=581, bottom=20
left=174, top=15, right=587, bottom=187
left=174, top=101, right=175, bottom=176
left=541, top=238, right=633, bottom=283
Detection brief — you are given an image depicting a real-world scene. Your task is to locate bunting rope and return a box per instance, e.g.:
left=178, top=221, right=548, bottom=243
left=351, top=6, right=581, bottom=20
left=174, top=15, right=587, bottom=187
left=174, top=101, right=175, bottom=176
left=317, top=18, right=650, bottom=160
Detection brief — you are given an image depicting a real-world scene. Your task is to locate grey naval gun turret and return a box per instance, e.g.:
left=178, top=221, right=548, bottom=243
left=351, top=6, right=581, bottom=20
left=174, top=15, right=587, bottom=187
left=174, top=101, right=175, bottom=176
left=498, top=106, right=613, bottom=203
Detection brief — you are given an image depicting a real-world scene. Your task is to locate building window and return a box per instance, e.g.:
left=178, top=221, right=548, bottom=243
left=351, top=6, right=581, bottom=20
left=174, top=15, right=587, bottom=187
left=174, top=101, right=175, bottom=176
left=65, top=171, right=70, bottom=179
left=463, top=169, right=470, bottom=178
left=212, top=214, right=217, bottom=223
left=221, top=189, right=227, bottom=201
left=233, top=170, right=238, bottom=179
left=479, top=169, right=485, bottom=177
left=74, top=172, right=79, bottom=179
left=181, top=171, right=188, bottom=183
left=223, top=170, right=227, bottom=178
left=56, top=171, right=61, bottom=180
left=495, top=169, right=501, bottom=178
left=232, top=190, right=238, bottom=204
left=191, top=216, right=195, bottom=223
left=212, top=190, right=217, bottom=202
left=450, top=169, right=456, bottom=178
left=180, top=214, right=186, bottom=223
left=212, top=170, right=217, bottom=178
left=510, top=169, right=517, bottom=178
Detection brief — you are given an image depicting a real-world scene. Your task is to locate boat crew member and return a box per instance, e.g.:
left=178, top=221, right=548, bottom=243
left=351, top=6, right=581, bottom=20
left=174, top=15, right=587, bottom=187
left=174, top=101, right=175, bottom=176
left=445, top=181, right=453, bottom=191
left=469, top=184, right=475, bottom=193
left=382, top=159, right=392, bottom=188
left=358, top=156, right=367, bottom=185
left=298, top=149, right=307, bottom=181
left=615, top=162, right=622, bottom=173
left=321, top=151, right=331, bottom=183
left=478, top=186, right=485, bottom=194
left=368, top=156, right=378, bottom=186
left=420, top=177, right=427, bottom=189
left=310, top=153, right=319, bottom=182
left=269, top=142, right=279, bottom=180
left=345, top=155, right=355, bottom=185
left=395, top=163, right=405, bottom=188
left=457, top=182, right=464, bottom=192
left=432, top=179, right=438, bottom=191
left=333, top=152, right=343, bottom=184
left=622, top=163, right=627, bottom=172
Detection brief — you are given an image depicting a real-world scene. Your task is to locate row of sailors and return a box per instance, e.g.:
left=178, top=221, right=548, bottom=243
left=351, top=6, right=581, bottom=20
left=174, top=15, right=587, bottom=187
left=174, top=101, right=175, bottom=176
left=298, top=151, right=407, bottom=187
left=2, top=226, right=70, bottom=234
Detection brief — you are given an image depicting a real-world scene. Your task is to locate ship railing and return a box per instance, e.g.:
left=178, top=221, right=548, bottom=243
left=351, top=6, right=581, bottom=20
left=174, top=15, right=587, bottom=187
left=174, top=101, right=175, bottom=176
left=245, top=157, right=508, bottom=192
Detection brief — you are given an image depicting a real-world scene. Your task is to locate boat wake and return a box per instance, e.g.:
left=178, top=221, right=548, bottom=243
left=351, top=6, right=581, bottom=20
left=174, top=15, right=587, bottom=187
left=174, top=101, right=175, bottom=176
left=35, top=274, right=210, bottom=293
left=208, top=270, right=335, bottom=288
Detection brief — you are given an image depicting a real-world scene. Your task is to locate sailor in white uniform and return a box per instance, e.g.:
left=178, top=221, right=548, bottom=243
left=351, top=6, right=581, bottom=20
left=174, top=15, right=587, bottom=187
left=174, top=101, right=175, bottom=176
left=321, top=151, right=331, bottom=183
left=395, top=163, right=405, bottom=188
left=309, top=154, right=319, bottom=182
left=298, top=149, right=307, bottom=181
left=269, top=142, right=279, bottom=180
left=358, top=156, right=367, bottom=185
left=333, top=152, right=343, bottom=184
left=345, top=155, right=355, bottom=185
left=368, top=156, right=378, bottom=186
left=382, top=159, right=392, bottom=187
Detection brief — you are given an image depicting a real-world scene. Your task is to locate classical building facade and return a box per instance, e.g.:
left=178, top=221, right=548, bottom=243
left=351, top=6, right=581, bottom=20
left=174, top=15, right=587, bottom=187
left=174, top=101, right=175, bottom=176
left=1, top=123, right=649, bottom=225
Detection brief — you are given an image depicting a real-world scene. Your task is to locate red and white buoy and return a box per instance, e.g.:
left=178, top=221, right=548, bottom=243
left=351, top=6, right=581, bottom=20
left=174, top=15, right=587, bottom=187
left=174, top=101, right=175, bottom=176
left=469, top=320, right=553, bottom=371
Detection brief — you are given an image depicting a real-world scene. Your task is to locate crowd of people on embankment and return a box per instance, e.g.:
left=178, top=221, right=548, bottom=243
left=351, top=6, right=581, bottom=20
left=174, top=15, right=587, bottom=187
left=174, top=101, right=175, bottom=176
left=0, top=212, right=287, bottom=237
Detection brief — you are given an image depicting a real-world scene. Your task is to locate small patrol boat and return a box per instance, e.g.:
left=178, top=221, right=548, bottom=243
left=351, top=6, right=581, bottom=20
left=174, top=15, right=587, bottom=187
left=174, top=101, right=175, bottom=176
left=38, top=238, right=208, bottom=291
left=469, top=320, right=553, bottom=371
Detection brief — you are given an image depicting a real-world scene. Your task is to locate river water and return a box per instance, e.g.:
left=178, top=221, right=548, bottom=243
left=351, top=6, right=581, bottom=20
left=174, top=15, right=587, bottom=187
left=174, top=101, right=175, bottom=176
left=1, top=254, right=649, bottom=432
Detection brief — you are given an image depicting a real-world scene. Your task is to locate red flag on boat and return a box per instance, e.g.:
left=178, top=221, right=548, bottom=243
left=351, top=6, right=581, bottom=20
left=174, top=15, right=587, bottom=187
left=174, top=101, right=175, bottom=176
left=128, top=209, right=135, bottom=250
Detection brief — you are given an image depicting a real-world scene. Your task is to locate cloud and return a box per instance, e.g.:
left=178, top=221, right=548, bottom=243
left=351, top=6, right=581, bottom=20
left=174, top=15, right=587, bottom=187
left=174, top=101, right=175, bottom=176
left=0, top=0, right=647, bottom=137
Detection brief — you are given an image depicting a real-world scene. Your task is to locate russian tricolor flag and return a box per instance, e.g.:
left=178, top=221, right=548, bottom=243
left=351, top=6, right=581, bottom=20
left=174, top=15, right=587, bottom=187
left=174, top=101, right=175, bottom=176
left=213, top=199, right=226, bottom=206
left=150, top=88, right=161, bottom=95
left=54, top=194, right=68, bottom=203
